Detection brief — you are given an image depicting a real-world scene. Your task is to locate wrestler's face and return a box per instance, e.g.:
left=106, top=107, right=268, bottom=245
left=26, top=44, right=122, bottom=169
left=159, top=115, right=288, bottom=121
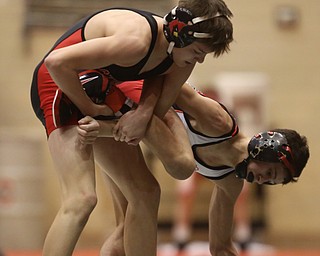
left=246, top=160, right=289, bottom=185
left=172, top=42, right=212, bottom=67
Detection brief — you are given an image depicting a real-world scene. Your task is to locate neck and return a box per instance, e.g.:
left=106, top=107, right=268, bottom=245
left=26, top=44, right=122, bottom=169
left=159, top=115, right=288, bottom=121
left=199, top=133, right=250, bottom=168
left=227, top=133, right=250, bottom=168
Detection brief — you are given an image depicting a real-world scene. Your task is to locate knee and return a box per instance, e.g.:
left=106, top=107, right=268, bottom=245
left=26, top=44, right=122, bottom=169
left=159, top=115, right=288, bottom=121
left=62, top=192, right=98, bottom=221
left=131, top=179, right=161, bottom=209
left=164, top=156, right=196, bottom=180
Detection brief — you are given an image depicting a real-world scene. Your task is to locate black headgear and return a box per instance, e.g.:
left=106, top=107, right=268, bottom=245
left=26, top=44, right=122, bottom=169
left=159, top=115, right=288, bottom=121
left=235, top=131, right=297, bottom=184
left=163, top=6, right=221, bottom=54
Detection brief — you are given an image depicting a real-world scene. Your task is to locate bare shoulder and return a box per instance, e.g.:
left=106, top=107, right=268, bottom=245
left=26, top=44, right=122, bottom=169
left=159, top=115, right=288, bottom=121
left=86, top=9, right=153, bottom=39
left=85, top=9, right=155, bottom=65
left=176, top=84, right=234, bottom=137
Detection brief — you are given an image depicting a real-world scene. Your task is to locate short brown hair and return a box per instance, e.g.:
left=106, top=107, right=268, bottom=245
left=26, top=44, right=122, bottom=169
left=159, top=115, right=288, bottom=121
left=271, top=128, right=310, bottom=184
left=178, top=0, right=233, bottom=57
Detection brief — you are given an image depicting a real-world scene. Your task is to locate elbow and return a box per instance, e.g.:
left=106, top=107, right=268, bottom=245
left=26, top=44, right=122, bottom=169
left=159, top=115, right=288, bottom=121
left=44, top=50, right=64, bottom=73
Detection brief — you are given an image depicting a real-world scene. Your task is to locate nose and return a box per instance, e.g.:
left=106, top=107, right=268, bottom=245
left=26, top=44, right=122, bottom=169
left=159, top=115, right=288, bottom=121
left=256, top=174, right=268, bottom=184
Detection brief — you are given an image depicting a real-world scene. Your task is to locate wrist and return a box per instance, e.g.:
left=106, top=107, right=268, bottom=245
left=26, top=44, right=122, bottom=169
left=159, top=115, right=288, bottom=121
left=97, top=120, right=116, bottom=137
left=85, top=102, right=100, bottom=117
left=135, top=104, right=154, bottom=120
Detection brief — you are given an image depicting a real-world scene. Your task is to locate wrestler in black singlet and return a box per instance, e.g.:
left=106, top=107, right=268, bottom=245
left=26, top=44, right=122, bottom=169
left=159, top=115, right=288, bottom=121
left=30, top=8, right=173, bottom=135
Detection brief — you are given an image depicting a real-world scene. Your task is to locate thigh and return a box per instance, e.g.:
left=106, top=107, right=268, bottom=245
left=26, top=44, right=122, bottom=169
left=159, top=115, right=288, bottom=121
left=48, top=126, right=96, bottom=198
left=144, top=110, right=195, bottom=179
left=93, top=138, right=159, bottom=201
left=103, top=174, right=128, bottom=225
left=32, top=63, right=82, bottom=136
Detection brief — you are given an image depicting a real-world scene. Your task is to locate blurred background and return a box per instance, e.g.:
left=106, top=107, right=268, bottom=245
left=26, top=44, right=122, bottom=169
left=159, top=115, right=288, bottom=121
left=0, top=0, right=319, bottom=254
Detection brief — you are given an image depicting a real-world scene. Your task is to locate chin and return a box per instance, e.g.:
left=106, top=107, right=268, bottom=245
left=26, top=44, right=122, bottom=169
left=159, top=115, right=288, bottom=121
left=172, top=59, right=186, bottom=68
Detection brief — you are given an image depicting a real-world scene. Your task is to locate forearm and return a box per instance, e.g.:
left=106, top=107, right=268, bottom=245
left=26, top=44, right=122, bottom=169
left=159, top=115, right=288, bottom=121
left=154, top=66, right=194, bottom=118
left=136, top=77, right=163, bottom=121
left=209, top=185, right=240, bottom=256
left=154, top=85, right=181, bottom=118
left=45, top=52, right=97, bottom=116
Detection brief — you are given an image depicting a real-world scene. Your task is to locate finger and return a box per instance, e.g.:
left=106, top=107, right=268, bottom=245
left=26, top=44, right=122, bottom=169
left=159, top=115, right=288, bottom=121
left=79, top=120, right=100, bottom=132
left=82, top=138, right=97, bottom=145
left=113, top=123, right=120, bottom=141
left=77, top=127, right=97, bottom=141
left=77, top=126, right=90, bottom=137
left=78, top=116, right=93, bottom=125
left=127, top=138, right=140, bottom=146
left=119, top=135, right=127, bottom=142
left=79, top=132, right=99, bottom=142
left=78, top=124, right=94, bottom=132
left=78, top=135, right=97, bottom=145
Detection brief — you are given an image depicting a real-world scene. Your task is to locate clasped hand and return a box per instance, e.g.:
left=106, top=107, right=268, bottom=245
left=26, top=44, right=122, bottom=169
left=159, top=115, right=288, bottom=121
left=77, top=109, right=150, bottom=148
left=77, top=116, right=100, bottom=149
left=112, top=109, right=149, bottom=146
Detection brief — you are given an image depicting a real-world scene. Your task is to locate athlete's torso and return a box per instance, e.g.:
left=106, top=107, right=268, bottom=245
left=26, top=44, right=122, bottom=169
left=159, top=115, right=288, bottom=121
left=44, top=8, right=173, bottom=81
left=177, top=111, right=238, bottom=179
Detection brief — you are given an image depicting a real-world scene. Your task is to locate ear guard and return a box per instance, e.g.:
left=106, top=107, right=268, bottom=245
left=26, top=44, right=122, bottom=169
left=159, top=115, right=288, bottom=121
left=79, top=70, right=135, bottom=119
left=163, top=6, right=221, bottom=54
left=235, top=131, right=297, bottom=183
left=79, top=70, right=111, bottom=104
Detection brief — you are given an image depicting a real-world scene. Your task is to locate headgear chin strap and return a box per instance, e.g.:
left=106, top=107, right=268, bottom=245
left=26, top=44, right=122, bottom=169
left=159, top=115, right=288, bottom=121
left=163, top=6, right=222, bottom=54
left=235, top=131, right=297, bottom=184
left=235, top=158, right=249, bottom=180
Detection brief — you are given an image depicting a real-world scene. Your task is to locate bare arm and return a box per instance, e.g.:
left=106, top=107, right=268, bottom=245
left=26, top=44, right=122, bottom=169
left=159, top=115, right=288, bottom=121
left=175, top=83, right=233, bottom=137
left=77, top=109, right=196, bottom=180
left=112, top=76, right=164, bottom=145
left=112, top=64, right=195, bottom=145
left=209, top=175, right=244, bottom=256
left=45, top=34, right=148, bottom=117
left=154, top=65, right=195, bottom=118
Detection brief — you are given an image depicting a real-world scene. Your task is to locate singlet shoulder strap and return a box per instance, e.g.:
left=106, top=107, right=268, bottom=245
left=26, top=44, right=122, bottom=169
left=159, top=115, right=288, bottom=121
left=105, top=8, right=159, bottom=79
left=136, top=56, right=173, bottom=79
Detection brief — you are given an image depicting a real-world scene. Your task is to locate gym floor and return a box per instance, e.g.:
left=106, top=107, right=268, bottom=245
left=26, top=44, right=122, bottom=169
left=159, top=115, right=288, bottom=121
left=3, top=226, right=319, bottom=256
left=3, top=233, right=320, bottom=256
left=3, top=250, right=320, bottom=256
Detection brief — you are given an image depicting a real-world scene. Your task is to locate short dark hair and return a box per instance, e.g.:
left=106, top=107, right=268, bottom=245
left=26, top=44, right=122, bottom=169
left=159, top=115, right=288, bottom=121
left=271, top=128, right=310, bottom=184
left=178, top=0, right=233, bottom=57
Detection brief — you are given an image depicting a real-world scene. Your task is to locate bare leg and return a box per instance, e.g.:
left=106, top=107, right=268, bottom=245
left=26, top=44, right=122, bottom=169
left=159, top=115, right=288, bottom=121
left=94, top=138, right=160, bottom=256
left=172, top=173, right=201, bottom=249
left=100, top=176, right=127, bottom=256
left=44, top=126, right=97, bottom=256
left=143, top=110, right=196, bottom=180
